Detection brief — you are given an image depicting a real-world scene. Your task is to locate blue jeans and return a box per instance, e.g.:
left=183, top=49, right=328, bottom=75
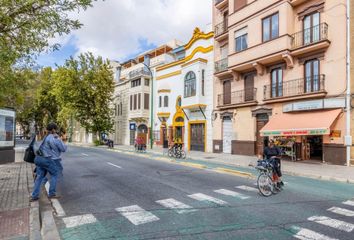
left=42, top=159, right=63, bottom=185
left=31, top=156, right=58, bottom=198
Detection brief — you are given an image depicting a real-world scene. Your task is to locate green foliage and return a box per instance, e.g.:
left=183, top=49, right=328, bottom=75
left=93, top=139, right=103, bottom=146
left=0, top=0, right=93, bottom=108
left=53, top=52, right=115, bottom=137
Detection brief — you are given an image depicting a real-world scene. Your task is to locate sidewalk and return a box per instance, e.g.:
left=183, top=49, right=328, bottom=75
left=0, top=162, right=41, bottom=240
left=71, top=142, right=354, bottom=184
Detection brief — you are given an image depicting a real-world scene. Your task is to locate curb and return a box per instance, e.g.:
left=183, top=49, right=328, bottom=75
left=39, top=188, right=61, bottom=240
left=29, top=201, right=42, bottom=240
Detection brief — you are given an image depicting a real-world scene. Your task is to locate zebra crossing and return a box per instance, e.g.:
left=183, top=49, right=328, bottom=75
left=56, top=184, right=354, bottom=240
left=292, top=199, right=354, bottom=240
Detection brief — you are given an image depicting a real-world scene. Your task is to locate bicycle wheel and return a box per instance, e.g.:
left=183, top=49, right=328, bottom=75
left=175, top=149, right=182, bottom=158
left=257, top=173, right=273, bottom=197
left=180, top=150, right=186, bottom=159
left=168, top=148, right=173, bottom=158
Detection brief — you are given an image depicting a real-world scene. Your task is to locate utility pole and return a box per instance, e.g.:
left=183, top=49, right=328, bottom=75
left=345, top=0, right=351, bottom=166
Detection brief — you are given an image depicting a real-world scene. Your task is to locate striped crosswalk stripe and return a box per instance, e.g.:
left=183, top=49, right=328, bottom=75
left=343, top=200, right=354, bottom=207
left=188, top=193, right=227, bottom=205
left=156, top=198, right=196, bottom=214
left=214, top=189, right=250, bottom=199
left=235, top=185, right=258, bottom=192
left=293, top=227, right=338, bottom=240
left=62, top=214, right=97, bottom=228
left=115, top=205, right=159, bottom=225
left=327, top=206, right=354, bottom=217
left=308, top=216, right=354, bottom=232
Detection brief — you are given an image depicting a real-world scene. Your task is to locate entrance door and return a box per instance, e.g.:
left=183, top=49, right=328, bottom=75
left=223, top=118, right=232, bottom=154
left=256, top=114, right=269, bottom=156
left=190, top=123, right=205, bottom=152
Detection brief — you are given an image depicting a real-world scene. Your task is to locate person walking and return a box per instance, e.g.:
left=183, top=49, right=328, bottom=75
left=30, top=123, right=67, bottom=201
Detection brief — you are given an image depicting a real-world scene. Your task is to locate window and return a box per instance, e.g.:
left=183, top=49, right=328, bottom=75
left=271, top=68, right=283, bottom=98
left=164, top=96, right=168, bottom=107
left=202, top=70, right=205, bottom=96
left=184, top=71, right=196, bottom=97
left=114, top=104, right=117, bottom=116
left=263, top=13, right=279, bottom=42
left=120, top=102, right=123, bottom=115
left=303, top=12, right=320, bottom=45
left=130, top=95, right=132, bottom=110
left=134, top=94, right=137, bottom=110
left=138, top=93, right=141, bottom=109
left=305, top=59, right=320, bottom=93
left=235, top=27, right=248, bottom=52
left=144, top=79, right=150, bottom=86
left=131, top=79, right=141, bottom=88
left=117, top=104, right=119, bottom=116
left=144, top=93, right=149, bottom=109
left=159, top=96, right=162, bottom=107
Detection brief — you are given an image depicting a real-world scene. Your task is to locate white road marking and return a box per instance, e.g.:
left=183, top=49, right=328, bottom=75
left=214, top=189, right=250, bottom=199
left=293, top=227, right=338, bottom=240
left=62, top=214, right=97, bottom=228
left=235, top=185, right=258, bottom=192
left=343, top=200, right=354, bottom=207
left=81, top=153, right=89, bottom=156
left=156, top=198, right=197, bottom=214
left=188, top=193, right=227, bottom=205
left=45, top=182, right=49, bottom=194
left=107, top=162, right=122, bottom=169
left=52, top=199, right=66, bottom=217
left=327, top=206, right=354, bottom=217
left=308, top=215, right=354, bottom=232
left=115, top=205, right=159, bottom=225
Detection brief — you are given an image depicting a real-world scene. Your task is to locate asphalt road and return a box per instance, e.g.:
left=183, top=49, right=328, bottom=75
left=49, top=146, right=354, bottom=240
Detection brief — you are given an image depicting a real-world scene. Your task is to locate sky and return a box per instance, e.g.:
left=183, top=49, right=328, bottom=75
left=36, top=0, right=212, bottom=67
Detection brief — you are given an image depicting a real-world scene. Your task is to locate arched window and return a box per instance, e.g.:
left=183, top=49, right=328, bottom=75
left=184, top=71, right=196, bottom=97
left=164, top=96, right=168, bottom=107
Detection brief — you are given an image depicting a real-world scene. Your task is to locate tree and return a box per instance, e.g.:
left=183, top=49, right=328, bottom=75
left=0, top=0, right=93, bottom=107
left=53, top=52, right=115, bottom=140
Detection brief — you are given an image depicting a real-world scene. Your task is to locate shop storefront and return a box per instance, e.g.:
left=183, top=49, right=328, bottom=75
left=260, top=109, right=345, bottom=164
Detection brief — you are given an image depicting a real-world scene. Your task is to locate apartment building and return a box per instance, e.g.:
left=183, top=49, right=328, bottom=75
left=112, top=41, right=182, bottom=145
left=154, top=27, right=214, bottom=152
left=213, top=0, right=348, bottom=165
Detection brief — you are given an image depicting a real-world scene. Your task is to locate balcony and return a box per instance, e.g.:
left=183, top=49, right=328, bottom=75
left=215, top=19, right=228, bottom=41
left=129, top=68, right=151, bottom=80
left=228, top=35, right=292, bottom=72
left=217, top=88, right=257, bottom=108
left=290, top=0, right=308, bottom=7
left=291, top=23, right=330, bottom=56
left=263, top=75, right=326, bottom=102
left=215, top=0, right=228, bottom=10
left=215, top=58, right=228, bottom=74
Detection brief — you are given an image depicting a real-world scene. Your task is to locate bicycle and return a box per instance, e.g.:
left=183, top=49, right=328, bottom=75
left=255, top=159, right=282, bottom=197
left=168, top=143, right=186, bottom=159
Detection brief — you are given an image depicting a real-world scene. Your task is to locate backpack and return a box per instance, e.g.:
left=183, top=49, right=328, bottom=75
left=23, top=136, right=36, bottom=164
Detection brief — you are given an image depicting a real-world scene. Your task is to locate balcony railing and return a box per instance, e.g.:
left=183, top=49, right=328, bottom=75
left=215, top=58, right=228, bottom=73
left=215, top=19, right=228, bottom=37
left=291, top=23, right=328, bottom=49
left=218, top=88, right=257, bottom=106
left=263, top=75, right=326, bottom=100
left=129, top=68, right=150, bottom=79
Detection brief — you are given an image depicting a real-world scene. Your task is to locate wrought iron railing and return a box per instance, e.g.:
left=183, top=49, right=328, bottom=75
left=129, top=68, right=150, bottom=79
left=218, top=88, right=257, bottom=106
left=215, top=19, right=228, bottom=37
left=263, top=75, right=326, bottom=100
left=215, top=58, right=228, bottom=73
left=291, top=23, right=328, bottom=49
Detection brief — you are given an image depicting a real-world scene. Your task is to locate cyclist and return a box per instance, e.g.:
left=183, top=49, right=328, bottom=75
left=263, top=140, right=284, bottom=188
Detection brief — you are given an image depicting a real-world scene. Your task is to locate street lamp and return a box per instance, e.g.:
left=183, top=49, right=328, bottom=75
left=141, top=62, right=154, bottom=149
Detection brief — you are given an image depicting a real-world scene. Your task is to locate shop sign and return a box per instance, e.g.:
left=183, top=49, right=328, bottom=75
left=330, top=130, right=341, bottom=138
left=283, top=98, right=345, bottom=113
left=0, top=108, right=15, bottom=148
left=261, top=128, right=329, bottom=136
left=292, top=100, right=323, bottom=111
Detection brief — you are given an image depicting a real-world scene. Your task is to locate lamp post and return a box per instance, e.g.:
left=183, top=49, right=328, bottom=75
left=142, top=62, right=154, bottom=149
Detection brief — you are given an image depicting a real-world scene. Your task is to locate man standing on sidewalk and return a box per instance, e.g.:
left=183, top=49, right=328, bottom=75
left=30, top=123, right=67, bottom=201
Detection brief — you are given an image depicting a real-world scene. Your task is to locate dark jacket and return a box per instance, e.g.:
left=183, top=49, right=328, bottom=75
left=264, top=146, right=281, bottom=159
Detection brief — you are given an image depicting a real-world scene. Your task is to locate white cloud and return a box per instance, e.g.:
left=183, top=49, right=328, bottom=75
left=63, top=0, right=212, bottom=61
